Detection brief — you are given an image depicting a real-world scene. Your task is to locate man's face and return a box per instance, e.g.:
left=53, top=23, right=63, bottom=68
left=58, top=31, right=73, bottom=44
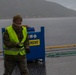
left=14, top=19, right=22, bottom=27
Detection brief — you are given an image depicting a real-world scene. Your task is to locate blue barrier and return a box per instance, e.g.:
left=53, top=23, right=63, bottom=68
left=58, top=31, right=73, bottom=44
left=1, top=26, right=45, bottom=62
left=27, top=26, right=45, bottom=62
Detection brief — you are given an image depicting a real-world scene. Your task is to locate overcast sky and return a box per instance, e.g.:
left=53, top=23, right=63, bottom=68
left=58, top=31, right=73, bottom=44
left=46, top=0, right=76, bottom=11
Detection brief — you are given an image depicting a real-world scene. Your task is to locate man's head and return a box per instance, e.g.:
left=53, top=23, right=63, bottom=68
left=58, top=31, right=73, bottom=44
left=13, top=15, right=22, bottom=26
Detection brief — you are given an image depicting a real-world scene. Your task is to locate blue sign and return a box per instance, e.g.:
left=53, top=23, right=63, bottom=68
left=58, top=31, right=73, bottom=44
left=27, top=27, right=45, bottom=62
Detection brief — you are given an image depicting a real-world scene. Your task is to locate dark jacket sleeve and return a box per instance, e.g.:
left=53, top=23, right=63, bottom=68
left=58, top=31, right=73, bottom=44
left=24, top=34, right=30, bottom=53
left=24, top=34, right=30, bottom=49
left=3, top=30, right=16, bottom=48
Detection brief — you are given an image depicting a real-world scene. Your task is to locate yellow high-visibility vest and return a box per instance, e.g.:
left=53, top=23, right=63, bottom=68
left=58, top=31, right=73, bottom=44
left=4, top=25, right=27, bottom=55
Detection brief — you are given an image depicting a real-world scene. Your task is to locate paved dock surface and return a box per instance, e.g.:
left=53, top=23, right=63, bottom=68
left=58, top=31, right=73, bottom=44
left=0, top=55, right=76, bottom=75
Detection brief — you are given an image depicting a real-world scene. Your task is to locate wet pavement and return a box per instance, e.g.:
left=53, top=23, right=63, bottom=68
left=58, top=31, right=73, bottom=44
left=1, top=55, right=76, bottom=75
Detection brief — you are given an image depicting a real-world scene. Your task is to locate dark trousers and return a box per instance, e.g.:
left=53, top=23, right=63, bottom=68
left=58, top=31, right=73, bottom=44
left=3, top=54, right=29, bottom=75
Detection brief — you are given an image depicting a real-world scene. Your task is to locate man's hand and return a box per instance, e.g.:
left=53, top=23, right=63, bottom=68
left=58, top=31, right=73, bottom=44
left=15, top=43, right=23, bottom=48
left=22, top=25, right=30, bottom=28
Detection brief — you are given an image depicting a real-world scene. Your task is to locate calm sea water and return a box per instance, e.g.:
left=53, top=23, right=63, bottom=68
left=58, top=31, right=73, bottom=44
left=0, top=17, right=76, bottom=50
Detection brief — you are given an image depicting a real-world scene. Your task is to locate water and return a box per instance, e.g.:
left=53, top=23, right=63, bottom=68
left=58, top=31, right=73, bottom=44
left=0, top=17, right=76, bottom=50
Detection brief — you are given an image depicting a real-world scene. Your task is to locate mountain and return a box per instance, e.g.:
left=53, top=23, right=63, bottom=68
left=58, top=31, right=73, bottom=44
left=0, top=0, right=76, bottom=19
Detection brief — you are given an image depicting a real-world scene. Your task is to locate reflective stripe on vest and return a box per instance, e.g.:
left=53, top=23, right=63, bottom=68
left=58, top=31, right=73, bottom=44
left=4, top=25, right=27, bottom=55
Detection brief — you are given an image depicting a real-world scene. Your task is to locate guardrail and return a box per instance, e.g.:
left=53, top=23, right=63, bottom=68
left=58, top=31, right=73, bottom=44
left=45, top=44, right=76, bottom=57
left=45, top=44, right=76, bottom=49
left=0, top=51, right=2, bottom=53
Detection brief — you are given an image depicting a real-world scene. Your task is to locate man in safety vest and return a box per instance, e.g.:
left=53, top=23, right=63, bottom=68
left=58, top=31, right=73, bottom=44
left=3, top=15, right=30, bottom=75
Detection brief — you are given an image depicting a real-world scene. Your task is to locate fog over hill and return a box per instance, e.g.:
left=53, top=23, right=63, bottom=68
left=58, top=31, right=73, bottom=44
left=0, top=0, right=76, bottom=19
